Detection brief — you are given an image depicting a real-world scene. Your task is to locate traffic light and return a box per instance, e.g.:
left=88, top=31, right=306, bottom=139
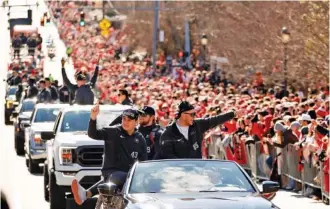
left=80, top=11, right=85, bottom=26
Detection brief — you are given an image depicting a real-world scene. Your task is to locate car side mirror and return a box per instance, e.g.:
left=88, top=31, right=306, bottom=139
left=41, top=131, right=55, bottom=140
left=22, top=122, right=30, bottom=128
left=12, top=111, right=19, bottom=117
left=261, top=181, right=279, bottom=200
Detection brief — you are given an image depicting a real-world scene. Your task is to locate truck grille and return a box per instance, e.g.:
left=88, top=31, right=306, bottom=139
left=76, top=146, right=103, bottom=167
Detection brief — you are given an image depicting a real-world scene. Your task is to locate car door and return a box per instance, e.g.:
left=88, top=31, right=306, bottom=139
left=47, top=111, right=62, bottom=169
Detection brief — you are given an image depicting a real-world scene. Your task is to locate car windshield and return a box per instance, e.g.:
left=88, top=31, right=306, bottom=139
left=8, top=87, right=18, bottom=95
left=34, top=108, right=60, bottom=123
left=129, top=161, right=255, bottom=194
left=60, top=109, right=121, bottom=132
left=21, top=101, right=36, bottom=112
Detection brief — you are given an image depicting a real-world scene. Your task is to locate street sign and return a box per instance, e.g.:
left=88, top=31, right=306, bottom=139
left=101, top=29, right=109, bottom=38
left=159, top=30, right=164, bottom=42
left=99, top=18, right=111, bottom=30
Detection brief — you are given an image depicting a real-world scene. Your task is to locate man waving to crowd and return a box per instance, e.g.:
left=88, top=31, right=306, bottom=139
left=158, top=101, right=240, bottom=159
left=61, top=57, right=99, bottom=105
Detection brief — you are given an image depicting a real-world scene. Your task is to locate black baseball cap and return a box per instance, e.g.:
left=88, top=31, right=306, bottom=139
left=122, top=109, right=139, bottom=120
left=76, top=74, right=86, bottom=81
left=176, top=101, right=195, bottom=119
left=140, top=106, right=155, bottom=116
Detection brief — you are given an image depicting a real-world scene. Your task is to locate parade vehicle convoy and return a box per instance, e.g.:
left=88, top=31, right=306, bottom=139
left=24, top=103, right=69, bottom=173
left=40, top=104, right=130, bottom=209
left=12, top=98, right=37, bottom=155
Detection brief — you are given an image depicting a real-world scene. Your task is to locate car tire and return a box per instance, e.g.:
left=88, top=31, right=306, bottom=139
left=28, top=156, right=39, bottom=174
left=49, top=170, right=65, bottom=209
left=4, top=114, right=10, bottom=125
left=43, top=164, right=49, bottom=201
left=14, top=135, right=24, bottom=156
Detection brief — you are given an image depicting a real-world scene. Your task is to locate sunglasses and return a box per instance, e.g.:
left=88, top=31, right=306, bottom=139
left=183, top=112, right=196, bottom=117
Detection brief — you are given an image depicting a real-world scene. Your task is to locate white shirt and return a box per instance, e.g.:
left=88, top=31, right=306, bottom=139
left=176, top=122, right=189, bottom=140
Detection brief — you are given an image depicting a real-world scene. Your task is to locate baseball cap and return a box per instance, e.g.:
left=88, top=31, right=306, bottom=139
left=299, top=114, right=312, bottom=121
left=76, top=74, right=86, bottom=81
left=140, top=106, right=155, bottom=116
left=122, top=109, right=139, bottom=120
left=176, top=101, right=195, bottom=119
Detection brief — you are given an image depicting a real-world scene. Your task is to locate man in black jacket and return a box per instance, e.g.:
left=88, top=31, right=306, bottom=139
left=58, top=85, right=71, bottom=103
left=37, top=80, right=52, bottom=103
left=138, top=106, right=164, bottom=159
left=61, top=58, right=99, bottom=105
left=71, top=103, right=147, bottom=205
left=118, top=89, right=133, bottom=105
left=26, top=77, right=38, bottom=99
left=158, top=101, right=236, bottom=159
left=45, top=77, right=58, bottom=101
left=7, top=71, right=21, bottom=86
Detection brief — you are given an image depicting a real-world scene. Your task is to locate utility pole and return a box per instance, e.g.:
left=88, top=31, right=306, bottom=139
left=102, top=0, right=105, bottom=19
left=152, top=0, right=160, bottom=72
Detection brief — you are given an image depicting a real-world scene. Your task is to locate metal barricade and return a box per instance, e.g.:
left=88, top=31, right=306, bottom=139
left=320, top=162, right=329, bottom=201
left=302, top=154, right=321, bottom=189
left=246, top=142, right=257, bottom=178
left=282, top=144, right=302, bottom=182
left=241, top=143, right=251, bottom=171
left=254, top=142, right=272, bottom=180
left=207, top=135, right=220, bottom=159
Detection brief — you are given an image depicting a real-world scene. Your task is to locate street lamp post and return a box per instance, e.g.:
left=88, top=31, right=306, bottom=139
left=281, top=27, right=290, bottom=96
left=201, top=34, right=208, bottom=67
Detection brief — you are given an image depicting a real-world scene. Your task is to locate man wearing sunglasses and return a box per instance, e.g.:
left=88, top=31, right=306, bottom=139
left=158, top=101, right=237, bottom=159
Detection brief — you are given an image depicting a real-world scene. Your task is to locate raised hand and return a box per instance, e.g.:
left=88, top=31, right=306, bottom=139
left=91, top=100, right=100, bottom=120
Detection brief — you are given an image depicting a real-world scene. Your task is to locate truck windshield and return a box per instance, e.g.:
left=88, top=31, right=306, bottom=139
left=34, top=108, right=60, bottom=123
left=21, top=100, right=36, bottom=112
left=60, top=110, right=122, bottom=132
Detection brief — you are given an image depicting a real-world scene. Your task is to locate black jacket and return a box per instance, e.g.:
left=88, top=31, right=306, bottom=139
left=61, top=66, right=99, bottom=96
left=26, top=85, right=39, bottom=98
left=88, top=119, right=147, bottom=174
left=58, top=85, right=71, bottom=103
left=49, top=85, right=59, bottom=101
left=7, top=76, right=21, bottom=86
left=158, top=111, right=235, bottom=159
left=37, top=88, right=52, bottom=103
left=138, top=124, right=164, bottom=160
left=74, top=85, right=94, bottom=105
left=122, top=97, right=133, bottom=105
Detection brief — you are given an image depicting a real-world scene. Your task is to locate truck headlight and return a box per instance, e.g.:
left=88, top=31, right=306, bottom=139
left=33, top=133, right=42, bottom=146
left=59, top=147, right=75, bottom=165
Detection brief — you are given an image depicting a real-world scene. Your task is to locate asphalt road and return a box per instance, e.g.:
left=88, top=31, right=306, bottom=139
left=0, top=1, right=328, bottom=209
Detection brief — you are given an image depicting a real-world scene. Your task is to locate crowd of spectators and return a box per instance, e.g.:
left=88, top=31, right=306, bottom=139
left=48, top=1, right=329, bottom=201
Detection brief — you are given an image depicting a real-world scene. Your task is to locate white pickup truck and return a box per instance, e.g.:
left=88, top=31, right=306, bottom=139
left=41, top=104, right=129, bottom=209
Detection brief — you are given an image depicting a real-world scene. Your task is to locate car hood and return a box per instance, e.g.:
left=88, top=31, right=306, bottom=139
left=126, top=193, right=276, bottom=209
left=55, top=132, right=104, bottom=147
left=19, top=111, right=33, bottom=120
left=31, top=122, right=55, bottom=132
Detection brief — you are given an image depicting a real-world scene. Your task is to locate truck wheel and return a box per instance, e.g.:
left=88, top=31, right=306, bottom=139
left=43, top=164, right=49, bottom=201
left=15, top=136, right=24, bottom=155
left=49, top=170, right=65, bottom=209
left=4, top=114, right=10, bottom=125
left=28, top=157, right=39, bottom=174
